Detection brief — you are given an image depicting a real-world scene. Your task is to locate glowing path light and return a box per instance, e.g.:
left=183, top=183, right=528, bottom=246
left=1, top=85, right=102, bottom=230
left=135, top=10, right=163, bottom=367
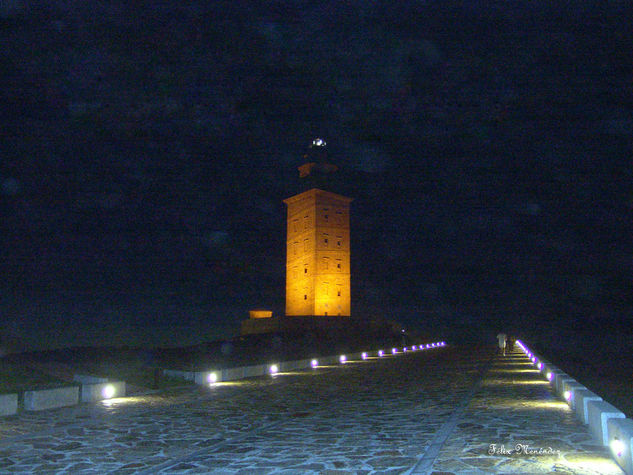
left=412, top=345, right=417, bottom=350
left=311, top=359, right=319, bottom=368
left=361, top=352, right=368, bottom=360
left=378, top=350, right=384, bottom=357
left=102, top=384, right=116, bottom=399
left=611, top=437, right=625, bottom=458
left=339, top=355, right=347, bottom=364
left=208, top=372, right=218, bottom=384
left=392, top=348, right=398, bottom=355
left=269, top=364, right=279, bottom=375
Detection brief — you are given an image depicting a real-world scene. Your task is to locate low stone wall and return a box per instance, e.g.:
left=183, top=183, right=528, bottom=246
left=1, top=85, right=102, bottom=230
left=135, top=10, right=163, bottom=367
left=0, top=393, right=18, bottom=416
left=164, top=343, right=447, bottom=387
left=517, top=340, right=633, bottom=474
left=80, top=381, right=126, bottom=402
left=24, top=386, right=79, bottom=411
left=163, top=369, right=196, bottom=381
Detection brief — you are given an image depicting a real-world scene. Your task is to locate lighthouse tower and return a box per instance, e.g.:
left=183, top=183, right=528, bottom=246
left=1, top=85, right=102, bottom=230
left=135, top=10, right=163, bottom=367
left=284, top=139, right=352, bottom=317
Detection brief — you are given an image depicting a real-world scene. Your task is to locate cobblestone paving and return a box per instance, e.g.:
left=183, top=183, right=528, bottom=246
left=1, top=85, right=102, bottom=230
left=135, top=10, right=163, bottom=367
left=0, top=346, right=622, bottom=474
left=428, top=349, right=623, bottom=474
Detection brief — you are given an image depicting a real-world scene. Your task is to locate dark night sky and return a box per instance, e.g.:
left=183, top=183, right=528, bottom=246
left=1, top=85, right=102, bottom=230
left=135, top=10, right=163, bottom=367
left=1, top=1, right=632, bottom=351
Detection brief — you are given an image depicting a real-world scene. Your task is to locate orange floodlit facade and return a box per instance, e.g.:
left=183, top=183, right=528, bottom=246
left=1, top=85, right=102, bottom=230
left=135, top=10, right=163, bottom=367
left=284, top=188, right=352, bottom=317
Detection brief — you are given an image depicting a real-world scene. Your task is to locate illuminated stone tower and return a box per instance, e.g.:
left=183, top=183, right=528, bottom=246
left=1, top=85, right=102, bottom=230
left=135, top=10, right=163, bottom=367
left=284, top=139, right=352, bottom=317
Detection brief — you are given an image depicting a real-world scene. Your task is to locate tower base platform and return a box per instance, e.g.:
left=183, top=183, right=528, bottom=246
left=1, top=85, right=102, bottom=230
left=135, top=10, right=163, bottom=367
left=240, top=315, right=403, bottom=337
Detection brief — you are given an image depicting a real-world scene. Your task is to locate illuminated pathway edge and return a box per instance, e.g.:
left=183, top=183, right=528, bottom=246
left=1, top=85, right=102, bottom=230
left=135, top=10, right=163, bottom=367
left=0, top=346, right=623, bottom=474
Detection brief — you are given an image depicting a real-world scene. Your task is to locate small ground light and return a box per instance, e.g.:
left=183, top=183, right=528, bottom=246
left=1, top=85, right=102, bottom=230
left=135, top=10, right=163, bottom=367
left=208, top=372, right=218, bottom=384
left=378, top=350, right=384, bottom=357
left=546, top=372, right=553, bottom=381
left=564, top=390, right=571, bottom=401
left=339, top=355, right=347, bottom=363
left=403, top=347, right=408, bottom=352
left=412, top=345, right=417, bottom=350
left=311, top=359, right=318, bottom=368
left=269, top=364, right=279, bottom=375
left=102, top=384, right=116, bottom=399
left=426, top=344, right=430, bottom=348
left=611, top=437, right=625, bottom=458
left=538, top=362, right=543, bottom=370
left=361, top=352, right=367, bottom=360
left=392, top=348, right=397, bottom=354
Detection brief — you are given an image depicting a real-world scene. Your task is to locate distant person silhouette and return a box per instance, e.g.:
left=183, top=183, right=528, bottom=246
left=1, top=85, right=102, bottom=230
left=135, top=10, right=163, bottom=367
left=507, top=335, right=516, bottom=353
left=496, top=333, right=507, bottom=356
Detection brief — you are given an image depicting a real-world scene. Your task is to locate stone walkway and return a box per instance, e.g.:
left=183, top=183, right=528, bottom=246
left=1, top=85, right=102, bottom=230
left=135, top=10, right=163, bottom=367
left=0, top=346, right=623, bottom=474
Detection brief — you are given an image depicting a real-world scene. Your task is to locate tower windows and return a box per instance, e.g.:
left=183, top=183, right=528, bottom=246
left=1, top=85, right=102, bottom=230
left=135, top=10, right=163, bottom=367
left=323, top=233, right=329, bottom=247
left=336, top=236, right=342, bottom=248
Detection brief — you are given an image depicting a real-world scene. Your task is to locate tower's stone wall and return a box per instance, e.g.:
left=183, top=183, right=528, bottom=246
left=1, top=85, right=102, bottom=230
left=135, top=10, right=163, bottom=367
left=284, top=188, right=352, bottom=317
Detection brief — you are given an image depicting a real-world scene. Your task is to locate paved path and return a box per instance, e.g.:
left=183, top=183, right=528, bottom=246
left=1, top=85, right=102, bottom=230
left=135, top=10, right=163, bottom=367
left=0, top=346, right=623, bottom=474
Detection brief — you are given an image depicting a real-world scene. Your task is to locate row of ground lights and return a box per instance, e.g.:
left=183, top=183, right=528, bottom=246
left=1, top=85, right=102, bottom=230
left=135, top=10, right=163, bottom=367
left=515, top=340, right=627, bottom=465
left=206, top=342, right=446, bottom=382
left=269, top=342, right=446, bottom=375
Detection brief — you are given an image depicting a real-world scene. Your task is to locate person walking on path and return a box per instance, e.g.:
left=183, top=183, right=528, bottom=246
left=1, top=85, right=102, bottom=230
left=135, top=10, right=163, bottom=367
left=507, top=335, right=516, bottom=353
left=496, top=332, right=507, bottom=356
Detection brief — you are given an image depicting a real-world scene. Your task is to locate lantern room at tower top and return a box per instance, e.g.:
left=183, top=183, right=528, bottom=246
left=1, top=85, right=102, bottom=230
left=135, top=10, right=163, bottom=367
left=284, top=187, right=352, bottom=317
